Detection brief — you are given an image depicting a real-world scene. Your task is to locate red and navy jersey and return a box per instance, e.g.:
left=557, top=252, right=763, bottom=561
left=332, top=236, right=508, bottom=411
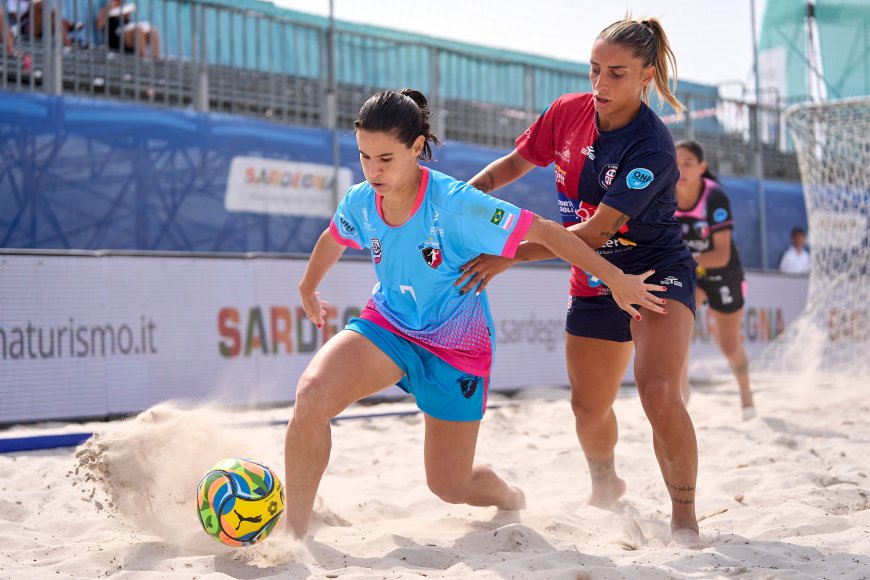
left=675, top=177, right=743, bottom=276
left=516, top=93, right=691, bottom=297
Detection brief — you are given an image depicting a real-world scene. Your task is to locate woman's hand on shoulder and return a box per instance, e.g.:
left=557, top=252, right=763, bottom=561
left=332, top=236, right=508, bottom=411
left=455, top=254, right=514, bottom=295
left=607, top=269, right=667, bottom=321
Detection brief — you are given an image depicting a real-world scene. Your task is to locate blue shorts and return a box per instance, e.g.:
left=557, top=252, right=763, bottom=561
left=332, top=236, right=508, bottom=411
left=566, top=263, right=696, bottom=342
left=345, top=318, right=489, bottom=422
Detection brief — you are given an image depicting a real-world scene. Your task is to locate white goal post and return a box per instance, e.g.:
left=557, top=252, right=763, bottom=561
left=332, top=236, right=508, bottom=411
left=754, top=97, right=870, bottom=377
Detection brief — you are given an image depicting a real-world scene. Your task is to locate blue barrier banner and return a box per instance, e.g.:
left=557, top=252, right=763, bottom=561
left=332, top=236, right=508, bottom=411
left=0, top=92, right=805, bottom=268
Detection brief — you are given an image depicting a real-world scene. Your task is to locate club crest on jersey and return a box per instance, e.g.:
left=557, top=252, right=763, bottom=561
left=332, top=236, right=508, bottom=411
left=418, top=240, right=443, bottom=269
left=693, top=221, right=710, bottom=239
left=626, top=168, right=654, bottom=189
left=598, top=163, right=619, bottom=190
left=421, top=247, right=443, bottom=269
left=458, top=375, right=479, bottom=399
left=370, top=237, right=382, bottom=264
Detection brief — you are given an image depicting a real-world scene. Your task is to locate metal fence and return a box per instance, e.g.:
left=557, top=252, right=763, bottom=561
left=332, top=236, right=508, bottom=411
left=0, top=0, right=800, bottom=181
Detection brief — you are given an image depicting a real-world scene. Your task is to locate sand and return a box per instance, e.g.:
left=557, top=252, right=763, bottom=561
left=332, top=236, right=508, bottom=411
left=2, top=374, right=870, bottom=579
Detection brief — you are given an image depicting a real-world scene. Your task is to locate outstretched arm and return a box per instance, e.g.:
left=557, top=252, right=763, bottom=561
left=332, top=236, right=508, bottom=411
left=455, top=203, right=633, bottom=293
left=468, top=149, right=536, bottom=194
left=523, top=214, right=666, bottom=320
left=298, top=229, right=347, bottom=327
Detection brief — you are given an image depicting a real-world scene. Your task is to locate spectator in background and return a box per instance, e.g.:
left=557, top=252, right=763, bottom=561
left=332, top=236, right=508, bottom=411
left=779, top=226, right=810, bottom=274
left=97, top=0, right=160, bottom=59
left=5, top=0, right=76, bottom=46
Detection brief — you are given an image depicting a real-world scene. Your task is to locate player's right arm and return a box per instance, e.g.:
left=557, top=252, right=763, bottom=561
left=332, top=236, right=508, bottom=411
left=299, top=229, right=346, bottom=328
left=468, top=150, right=536, bottom=194
left=523, top=214, right=666, bottom=320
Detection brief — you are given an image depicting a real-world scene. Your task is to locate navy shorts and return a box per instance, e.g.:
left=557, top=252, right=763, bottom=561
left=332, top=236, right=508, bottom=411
left=697, top=267, right=746, bottom=313
left=566, top=263, right=696, bottom=342
left=345, top=318, right=489, bottom=422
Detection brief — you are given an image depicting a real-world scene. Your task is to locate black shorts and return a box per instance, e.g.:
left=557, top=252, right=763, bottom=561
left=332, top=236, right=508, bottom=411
left=697, top=268, right=745, bottom=313
left=566, top=263, right=696, bottom=342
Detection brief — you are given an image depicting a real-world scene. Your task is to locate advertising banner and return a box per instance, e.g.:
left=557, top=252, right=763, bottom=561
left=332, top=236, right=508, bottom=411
left=0, top=254, right=808, bottom=423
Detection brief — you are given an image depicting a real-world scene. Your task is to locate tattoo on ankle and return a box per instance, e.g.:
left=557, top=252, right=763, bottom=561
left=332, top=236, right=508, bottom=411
left=587, top=456, right=616, bottom=481
left=666, top=481, right=696, bottom=493
left=670, top=496, right=695, bottom=504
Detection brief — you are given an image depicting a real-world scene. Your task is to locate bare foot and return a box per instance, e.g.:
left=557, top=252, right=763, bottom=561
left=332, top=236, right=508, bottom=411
left=741, top=405, right=757, bottom=421
left=500, top=485, right=526, bottom=511
left=669, top=527, right=707, bottom=549
left=588, top=476, right=627, bottom=508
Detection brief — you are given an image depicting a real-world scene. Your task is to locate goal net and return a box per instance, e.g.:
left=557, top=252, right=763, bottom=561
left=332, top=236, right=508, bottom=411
left=754, top=97, right=870, bottom=378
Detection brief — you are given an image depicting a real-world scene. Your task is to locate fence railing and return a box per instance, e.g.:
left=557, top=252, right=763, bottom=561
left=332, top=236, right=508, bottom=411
left=1, top=0, right=800, bottom=180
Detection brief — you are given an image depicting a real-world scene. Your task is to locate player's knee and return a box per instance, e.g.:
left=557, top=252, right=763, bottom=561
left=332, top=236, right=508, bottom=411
left=570, top=396, right=608, bottom=423
left=426, top=474, right=470, bottom=504
left=637, top=378, right=680, bottom=423
left=291, top=373, right=333, bottom=429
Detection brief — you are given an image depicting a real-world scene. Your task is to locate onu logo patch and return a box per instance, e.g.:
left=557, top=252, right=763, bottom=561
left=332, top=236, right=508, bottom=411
left=626, top=168, right=654, bottom=190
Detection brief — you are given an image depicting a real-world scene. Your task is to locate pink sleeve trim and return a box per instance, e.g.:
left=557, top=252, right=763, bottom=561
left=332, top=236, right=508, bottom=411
left=500, top=209, right=534, bottom=258
left=328, top=219, right=362, bottom=250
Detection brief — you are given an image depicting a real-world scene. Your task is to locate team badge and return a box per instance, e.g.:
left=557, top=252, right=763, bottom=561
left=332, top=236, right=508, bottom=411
left=421, top=246, right=443, bottom=269
left=371, top=237, right=382, bottom=264
left=458, top=375, right=479, bottom=399
left=599, top=163, right=619, bottom=190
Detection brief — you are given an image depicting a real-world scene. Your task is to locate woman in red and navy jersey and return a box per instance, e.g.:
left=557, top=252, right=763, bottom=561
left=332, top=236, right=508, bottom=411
left=674, top=140, right=755, bottom=420
left=456, top=17, right=701, bottom=545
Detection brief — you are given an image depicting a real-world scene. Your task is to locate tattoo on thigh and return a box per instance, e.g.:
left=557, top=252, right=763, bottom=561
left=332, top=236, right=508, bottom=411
left=587, top=456, right=616, bottom=481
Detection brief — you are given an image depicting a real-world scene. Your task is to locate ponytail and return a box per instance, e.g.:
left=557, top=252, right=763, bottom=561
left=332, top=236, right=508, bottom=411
left=354, top=88, right=441, bottom=160
left=597, top=16, right=685, bottom=119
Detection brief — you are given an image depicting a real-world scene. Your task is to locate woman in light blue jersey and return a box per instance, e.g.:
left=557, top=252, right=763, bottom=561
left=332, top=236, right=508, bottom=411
left=283, top=88, right=666, bottom=538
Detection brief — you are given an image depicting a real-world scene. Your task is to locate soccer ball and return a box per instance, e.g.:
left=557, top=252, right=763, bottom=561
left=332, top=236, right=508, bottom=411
left=196, top=458, right=285, bottom=547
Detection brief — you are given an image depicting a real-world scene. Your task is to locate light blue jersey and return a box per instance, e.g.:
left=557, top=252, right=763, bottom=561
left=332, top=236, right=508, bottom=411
left=329, top=166, right=533, bottom=376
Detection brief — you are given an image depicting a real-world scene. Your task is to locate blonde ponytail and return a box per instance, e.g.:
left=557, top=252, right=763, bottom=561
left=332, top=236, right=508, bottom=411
left=597, top=17, right=685, bottom=119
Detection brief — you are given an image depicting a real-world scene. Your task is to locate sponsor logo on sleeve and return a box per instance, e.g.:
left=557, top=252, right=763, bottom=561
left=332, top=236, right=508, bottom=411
left=626, top=168, right=654, bottom=190
left=339, top=215, right=356, bottom=234
left=713, top=208, right=728, bottom=223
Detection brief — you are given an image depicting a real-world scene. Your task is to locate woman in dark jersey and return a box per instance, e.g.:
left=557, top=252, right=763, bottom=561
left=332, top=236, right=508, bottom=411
left=674, top=140, right=755, bottom=420
left=455, top=17, right=701, bottom=546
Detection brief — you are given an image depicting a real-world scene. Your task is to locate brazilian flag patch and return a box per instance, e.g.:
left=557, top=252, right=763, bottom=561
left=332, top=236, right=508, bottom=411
left=490, top=208, right=505, bottom=225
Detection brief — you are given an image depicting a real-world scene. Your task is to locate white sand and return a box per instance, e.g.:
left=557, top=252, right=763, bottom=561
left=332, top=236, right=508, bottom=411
left=2, top=376, right=870, bottom=579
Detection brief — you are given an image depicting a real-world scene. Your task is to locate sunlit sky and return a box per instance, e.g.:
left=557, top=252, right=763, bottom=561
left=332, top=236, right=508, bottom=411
left=273, top=0, right=768, bottom=88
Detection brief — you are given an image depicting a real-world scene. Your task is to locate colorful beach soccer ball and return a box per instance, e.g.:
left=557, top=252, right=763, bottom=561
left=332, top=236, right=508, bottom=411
left=196, top=458, right=285, bottom=547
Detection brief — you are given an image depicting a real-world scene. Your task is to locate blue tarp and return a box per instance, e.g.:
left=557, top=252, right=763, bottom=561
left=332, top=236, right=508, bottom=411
left=0, top=92, right=805, bottom=268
